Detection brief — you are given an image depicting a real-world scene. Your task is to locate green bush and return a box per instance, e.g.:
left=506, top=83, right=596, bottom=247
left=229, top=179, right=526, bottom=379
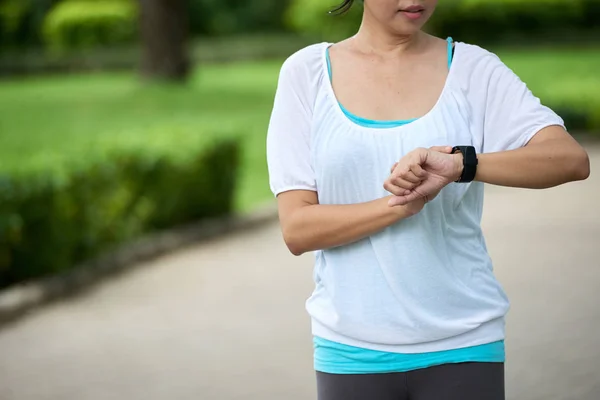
left=3, top=0, right=294, bottom=50
left=42, top=0, right=137, bottom=51
left=429, top=0, right=600, bottom=44
left=188, top=0, right=293, bottom=36
left=285, top=0, right=363, bottom=41
left=0, top=0, right=30, bottom=48
left=0, top=0, right=59, bottom=49
left=0, top=138, right=240, bottom=289
left=286, top=0, right=600, bottom=43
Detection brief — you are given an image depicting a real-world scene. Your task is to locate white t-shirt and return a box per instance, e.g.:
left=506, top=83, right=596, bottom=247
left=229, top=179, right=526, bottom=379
left=266, top=41, right=564, bottom=353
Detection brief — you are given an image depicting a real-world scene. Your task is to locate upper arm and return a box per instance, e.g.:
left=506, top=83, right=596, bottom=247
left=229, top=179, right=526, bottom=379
left=266, top=48, right=321, bottom=224
left=480, top=53, right=566, bottom=153
left=266, top=51, right=318, bottom=196
left=526, top=125, right=589, bottom=168
left=526, top=124, right=577, bottom=146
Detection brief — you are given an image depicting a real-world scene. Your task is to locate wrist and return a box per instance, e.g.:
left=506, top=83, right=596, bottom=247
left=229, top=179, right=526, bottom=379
left=399, top=197, right=426, bottom=217
left=452, top=153, right=464, bottom=182
left=385, top=196, right=424, bottom=218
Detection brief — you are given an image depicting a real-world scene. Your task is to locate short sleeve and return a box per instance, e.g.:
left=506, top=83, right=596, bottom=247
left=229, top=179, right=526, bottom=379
left=266, top=48, right=320, bottom=197
left=481, top=56, right=565, bottom=153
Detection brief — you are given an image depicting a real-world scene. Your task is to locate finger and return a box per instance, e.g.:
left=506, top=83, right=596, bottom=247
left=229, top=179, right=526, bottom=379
left=387, top=173, right=420, bottom=190
left=396, top=170, right=422, bottom=184
left=388, top=191, right=422, bottom=206
left=410, top=163, right=427, bottom=178
left=430, top=145, right=453, bottom=154
left=392, top=177, right=419, bottom=190
left=384, top=181, right=413, bottom=196
left=390, top=162, right=398, bottom=173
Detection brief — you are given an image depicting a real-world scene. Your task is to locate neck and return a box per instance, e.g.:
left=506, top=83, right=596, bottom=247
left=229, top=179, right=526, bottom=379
left=351, top=11, right=427, bottom=56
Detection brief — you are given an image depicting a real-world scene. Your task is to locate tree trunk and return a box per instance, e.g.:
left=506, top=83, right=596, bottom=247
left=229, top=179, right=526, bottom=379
left=139, top=0, right=190, bottom=82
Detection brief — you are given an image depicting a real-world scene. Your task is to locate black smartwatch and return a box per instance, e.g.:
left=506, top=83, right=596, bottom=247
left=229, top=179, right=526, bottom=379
left=452, top=146, right=478, bottom=183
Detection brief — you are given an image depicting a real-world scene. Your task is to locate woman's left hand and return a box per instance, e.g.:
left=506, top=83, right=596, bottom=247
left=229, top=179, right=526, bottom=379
left=385, top=146, right=462, bottom=206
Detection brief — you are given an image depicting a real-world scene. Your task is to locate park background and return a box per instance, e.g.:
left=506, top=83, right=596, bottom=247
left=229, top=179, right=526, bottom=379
left=0, top=0, right=598, bottom=297
left=0, top=2, right=599, bottom=400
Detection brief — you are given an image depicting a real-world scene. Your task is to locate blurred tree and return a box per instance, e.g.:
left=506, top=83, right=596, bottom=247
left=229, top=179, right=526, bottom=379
left=139, top=0, right=189, bottom=82
left=0, top=0, right=57, bottom=49
left=188, top=0, right=292, bottom=36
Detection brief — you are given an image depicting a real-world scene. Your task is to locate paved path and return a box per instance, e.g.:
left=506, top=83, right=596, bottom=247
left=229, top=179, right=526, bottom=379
left=1, top=145, right=599, bottom=400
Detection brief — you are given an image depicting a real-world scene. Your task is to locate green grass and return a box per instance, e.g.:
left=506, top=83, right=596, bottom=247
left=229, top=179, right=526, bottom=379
left=1, top=47, right=599, bottom=212
left=0, top=61, right=283, bottom=212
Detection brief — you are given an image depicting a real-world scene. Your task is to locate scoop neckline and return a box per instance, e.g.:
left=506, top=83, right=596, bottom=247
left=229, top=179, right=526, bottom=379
left=321, top=40, right=461, bottom=133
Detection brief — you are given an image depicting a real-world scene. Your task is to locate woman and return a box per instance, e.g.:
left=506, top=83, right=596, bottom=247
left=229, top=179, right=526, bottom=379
left=266, top=1, right=590, bottom=399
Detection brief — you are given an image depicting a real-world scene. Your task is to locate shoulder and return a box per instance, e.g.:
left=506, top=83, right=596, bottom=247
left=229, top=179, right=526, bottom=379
left=455, top=42, right=505, bottom=74
left=456, top=42, right=498, bottom=60
left=270, top=43, right=329, bottom=114
left=282, top=42, right=328, bottom=70
left=453, top=42, right=522, bottom=89
left=278, top=43, right=329, bottom=84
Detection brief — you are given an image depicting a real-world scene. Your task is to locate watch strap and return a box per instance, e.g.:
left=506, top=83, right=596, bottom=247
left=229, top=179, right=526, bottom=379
left=452, top=146, right=478, bottom=183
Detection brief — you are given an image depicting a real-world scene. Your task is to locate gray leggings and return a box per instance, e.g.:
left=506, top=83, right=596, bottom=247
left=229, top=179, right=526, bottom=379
left=316, top=362, right=504, bottom=400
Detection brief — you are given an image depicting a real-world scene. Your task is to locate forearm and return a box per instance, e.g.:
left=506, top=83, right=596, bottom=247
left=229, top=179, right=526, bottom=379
left=282, top=196, right=420, bottom=256
left=475, top=138, right=590, bottom=189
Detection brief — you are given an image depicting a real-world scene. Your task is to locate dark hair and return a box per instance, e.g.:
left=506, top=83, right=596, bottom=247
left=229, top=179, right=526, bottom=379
left=330, top=0, right=355, bottom=15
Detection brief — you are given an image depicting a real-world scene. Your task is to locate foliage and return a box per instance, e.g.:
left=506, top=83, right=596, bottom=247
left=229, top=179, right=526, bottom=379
left=0, top=0, right=57, bottom=48
left=286, top=0, right=600, bottom=43
left=0, top=138, right=240, bottom=288
left=285, top=0, right=363, bottom=42
left=188, top=0, right=293, bottom=36
left=0, top=0, right=30, bottom=46
left=430, top=0, right=600, bottom=44
left=0, top=62, right=280, bottom=210
left=0, top=0, right=294, bottom=50
left=42, top=0, right=137, bottom=51
left=0, top=34, right=311, bottom=77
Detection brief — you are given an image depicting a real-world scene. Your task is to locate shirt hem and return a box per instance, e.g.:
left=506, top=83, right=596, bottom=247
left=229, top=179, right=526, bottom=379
left=311, top=316, right=506, bottom=354
left=520, top=120, right=566, bottom=148
left=272, top=185, right=317, bottom=197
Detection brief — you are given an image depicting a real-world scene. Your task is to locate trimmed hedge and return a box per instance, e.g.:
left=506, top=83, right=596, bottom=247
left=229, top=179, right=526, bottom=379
left=286, top=0, right=600, bottom=43
left=430, top=0, right=600, bottom=45
left=42, top=0, right=137, bottom=51
left=285, top=0, right=362, bottom=42
left=0, top=34, right=313, bottom=77
left=0, top=139, right=240, bottom=289
left=1, top=0, right=294, bottom=50
left=188, top=0, right=293, bottom=37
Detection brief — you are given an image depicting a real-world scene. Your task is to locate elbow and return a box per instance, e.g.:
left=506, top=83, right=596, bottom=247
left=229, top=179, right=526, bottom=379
left=288, top=246, right=305, bottom=257
left=285, top=239, right=306, bottom=257
left=570, top=148, right=591, bottom=182
left=282, top=228, right=307, bottom=257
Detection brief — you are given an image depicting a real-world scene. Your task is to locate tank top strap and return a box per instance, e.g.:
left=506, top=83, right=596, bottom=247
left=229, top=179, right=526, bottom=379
left=326, top=46, right=333, bottom=82
left=446, top=37, right=454, bottom=70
